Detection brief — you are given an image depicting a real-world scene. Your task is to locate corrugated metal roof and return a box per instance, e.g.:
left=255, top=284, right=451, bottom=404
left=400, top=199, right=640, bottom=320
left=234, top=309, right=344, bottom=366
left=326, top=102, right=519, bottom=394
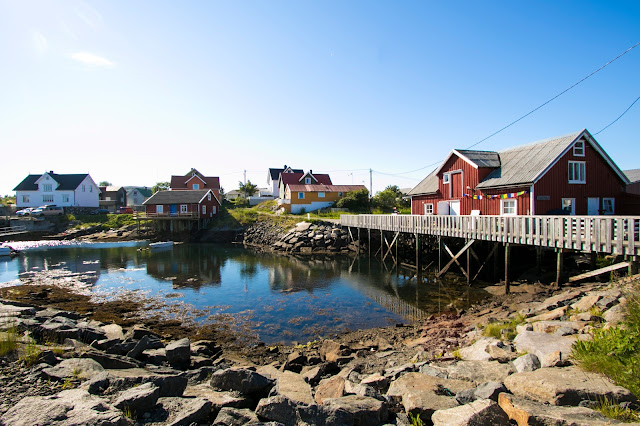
left=476, top=130, right=583, bottom=189
left=407, top=169, right=439, bottom=196
left=143, top=189, right=213, bottom=204
left=288, top=184, right=367, bottom=192
left=13, top=173, right=90, bottom=191
left=624, top=169, right=640, bottom=184
left=455, top=150, right=501, bottom=168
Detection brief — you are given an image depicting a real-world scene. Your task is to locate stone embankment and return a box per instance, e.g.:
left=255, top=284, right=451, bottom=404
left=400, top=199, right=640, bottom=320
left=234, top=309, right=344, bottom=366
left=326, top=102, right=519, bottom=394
left=244, top=220, right=358, bottom=255
left=0, top=276, right=638, bottom=425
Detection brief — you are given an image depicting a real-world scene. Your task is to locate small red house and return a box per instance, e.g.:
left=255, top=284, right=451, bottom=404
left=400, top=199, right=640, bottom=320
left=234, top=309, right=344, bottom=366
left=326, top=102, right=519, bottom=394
left=409, top=129, right=629, bottom=216
left=277, top=171, right=333, bottom=199
left=170, top=168, right=221, bottom=200
left=142, top=189, right=220, bottom=218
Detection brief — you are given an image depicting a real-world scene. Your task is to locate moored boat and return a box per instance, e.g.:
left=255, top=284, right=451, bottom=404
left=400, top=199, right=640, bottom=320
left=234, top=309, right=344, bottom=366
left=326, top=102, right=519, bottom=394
left=149, top=241, right=174, bottom=250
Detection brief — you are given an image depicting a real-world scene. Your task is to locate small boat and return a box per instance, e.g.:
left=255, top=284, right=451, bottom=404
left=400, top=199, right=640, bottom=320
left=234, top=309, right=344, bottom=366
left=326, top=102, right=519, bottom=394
left=149, top=241, right=174, bottom=250
left=0, top=244, right=15, bottom=256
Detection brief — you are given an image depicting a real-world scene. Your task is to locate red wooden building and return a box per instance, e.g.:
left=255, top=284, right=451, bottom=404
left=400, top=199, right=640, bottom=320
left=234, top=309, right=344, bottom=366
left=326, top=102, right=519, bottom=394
left=409, top=129, right=629, bottom=216
left=170, top=168, right=221, bottom=200
left=142, top=189, right=220, bottom=218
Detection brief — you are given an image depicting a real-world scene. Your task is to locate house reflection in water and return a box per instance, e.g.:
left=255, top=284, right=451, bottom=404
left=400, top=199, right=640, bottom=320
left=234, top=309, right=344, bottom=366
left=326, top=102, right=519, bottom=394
left=145, top=244, right=224, bottom=290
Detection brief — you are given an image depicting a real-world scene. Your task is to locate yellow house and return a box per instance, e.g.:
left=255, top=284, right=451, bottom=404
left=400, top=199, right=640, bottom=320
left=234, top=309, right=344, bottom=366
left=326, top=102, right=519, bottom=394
left=280, top=184, right=368, bottom=213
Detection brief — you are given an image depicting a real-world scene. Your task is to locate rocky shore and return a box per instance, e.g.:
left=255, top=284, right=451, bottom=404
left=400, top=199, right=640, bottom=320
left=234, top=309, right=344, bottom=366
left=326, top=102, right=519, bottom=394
left=1, top=273, right=638, bottom=425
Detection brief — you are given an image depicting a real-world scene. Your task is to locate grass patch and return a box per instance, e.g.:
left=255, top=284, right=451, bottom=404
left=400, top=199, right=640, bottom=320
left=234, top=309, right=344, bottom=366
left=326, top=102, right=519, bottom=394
left=73, top=213, right=136, bottom=230
left=483, top=313, right=526, bottom=341
left=20, top=339, right=42, bottom=367
left=595, top=397, right=640, bottom=422
left=408, top=413, right=426, bottom=426
left=0, top=328, right=18, bottom=356
left=572, top=289, right=640, bottom=398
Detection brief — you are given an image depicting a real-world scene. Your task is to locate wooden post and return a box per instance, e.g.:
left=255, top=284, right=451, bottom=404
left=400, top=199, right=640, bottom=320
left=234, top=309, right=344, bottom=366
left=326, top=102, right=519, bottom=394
left=438, top=236, right=442, bottom=273
left=536, top=246, right=542, bottom=270
left=504, top=243, right=511, bottom=295
left=380, top=230, right=384, bottom=261
left=590, top=251, right=597, bottom=269
left=368, top=228, right=371, bottom=257
left=467, top=244, right=471, bottom=286
left=493, top=242, right=500, bottom=281
left=629, top=256, right=638, bottom=276
left=556, top=249, right=564, bottom=287
left=357, top=228, right=360, bottom=255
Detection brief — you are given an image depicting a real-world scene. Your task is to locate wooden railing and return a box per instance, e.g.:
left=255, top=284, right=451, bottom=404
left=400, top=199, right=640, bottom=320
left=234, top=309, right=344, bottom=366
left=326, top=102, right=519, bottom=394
left=133, top=212, right=199, bottom=219
left=0, top=225, right=28, bottom=236
left=341, top=214, right=640, bottom=256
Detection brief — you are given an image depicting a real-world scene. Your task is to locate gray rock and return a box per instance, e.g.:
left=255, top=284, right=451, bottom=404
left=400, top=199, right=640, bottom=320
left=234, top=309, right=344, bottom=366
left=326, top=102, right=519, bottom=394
left=255, top=395, right=298, bottom=426
left=82, top=371, right=111, bottom=395
left=127, top=334, right=164, bottom=359
left=165, top=338, right=191, bottom=369
left=418, top=364, right=449, bottom=378
left=315, top=375, right=346, bottom=404
left=155, top=396, right=213, bottom=426
left=210, top=367, right=274, bottom=395
left=512, top=353, right=541, bottom=373
left=213, top=407, right=260, bottom=425
left=603, top=303, right=626, bottom=325
left=455, top=388, right=476, bottom=405
left=106, top=367, right=188, bottom=397
left=458, top=337, right=499, bottom=361
left=504, top=366, right=637, bottom=406
left=474, top=381, right=507, bottom=401
left=273, top=370, right=314, bottom=405
left=0, top=389, right=128, bottom=426
left=183, top=383, right=252, bottom=412
left=101, top=323, right=124, bottom=340
left=513, top=331, right=577, bottom=367
left=322, top=395, right=389, bottom=425
left=432, top=399, right=510, bottom=426
left=113, top=382, right=160, bottom=413
left=124, top=325, right=159, bottom=341
left=298, top=403, right=354, bottom=426
left=80, top=349, right=144, bottom=369
left=438, top=360, right=514, bottom=385
left=42, top=357, right=104, bottom=381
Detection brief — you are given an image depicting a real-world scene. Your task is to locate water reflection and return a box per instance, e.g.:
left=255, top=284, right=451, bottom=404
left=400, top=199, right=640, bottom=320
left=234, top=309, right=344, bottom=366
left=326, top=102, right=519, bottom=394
left=0, top=242, right=490, bottom=344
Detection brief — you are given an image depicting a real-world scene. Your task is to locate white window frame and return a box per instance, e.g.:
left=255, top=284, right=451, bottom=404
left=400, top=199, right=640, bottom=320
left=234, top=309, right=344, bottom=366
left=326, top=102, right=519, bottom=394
left=562, top=198, right=576, bottom=215
left=305, top=178, right=311, bottom=184
left=192, top=183, right=200, bottom=189
left=212, top=206, right=217, bottom=215
left=500, top=199, right=517, bottom=216
left=207, top=193, right=211, bottom=200
left=602, top=198, right=615, bottom=215
left=573, top=140, right=585, bottom=157
left=43, top=195, right=54, bottom=203
left=423, top=203, right=434, bottom=215
left=568, top=161, right=586, bottom=184
left=443, top=173, right=450, bottom=184
left=180, top=204, right=188, bottom=213
left=82, top=185, right=86, bottom=192
left=22, top=195, right=29, bottom=203
left=202, top=205, right=206, bottom=214
left=156, top=205, right=163, bottom=213
left=62, top=194, right=69, bottom=203
left=43, top=184, right=52, bottom=192
left=318, top=192, right=325, bottom=198
left=298, top=192, right=305, bottom=199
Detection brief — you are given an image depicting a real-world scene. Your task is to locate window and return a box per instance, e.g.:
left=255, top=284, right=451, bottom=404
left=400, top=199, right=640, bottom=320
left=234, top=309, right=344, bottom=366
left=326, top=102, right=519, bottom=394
left=424, top=203, right=434, bottom=215
left=156, top=205, right=163, bottom=213
left=305, top=178, right=311, bottom=184
left=212, top=206, right=217, bottom=214
left=43, top=195, right=54, bottom=203
left=22, top=195, right=29, bottom=203
left=338, top=192, right=343, bottom=197
left=501, top=199, right=517, bottom=215
left=568, top=161, right=586, bottom=183
left=298, top=192, right=305, bottom=199
left=43, top=184, right=52, bottom=192
left=202, top=205, right=206, bottom=214
left=562, top=198, right=575, bottom=215
left=62, top=194, right=69, bottom=203
left=443, top=173, right=450, bottom=184
left=82, top=185, right=86, bottom=192
left=207, top=193, right=211, bottom=200
left=603, top=198, right=615, bottom=215
left=180, top=204, right=188, bottom=213
left=573, top=140, right=585, bottom=156
left=90, top=185, right=93, bottom=192
left=318, top=192, right=325, bottom=198
left=193, top=184, right=200, bottom=189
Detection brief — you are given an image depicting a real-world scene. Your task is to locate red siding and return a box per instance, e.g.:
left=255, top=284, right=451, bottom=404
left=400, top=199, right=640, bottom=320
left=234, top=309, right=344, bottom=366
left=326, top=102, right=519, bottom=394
left=144, top=195, right=221, bottom=218
left=533, top=143, right=625, bottom=215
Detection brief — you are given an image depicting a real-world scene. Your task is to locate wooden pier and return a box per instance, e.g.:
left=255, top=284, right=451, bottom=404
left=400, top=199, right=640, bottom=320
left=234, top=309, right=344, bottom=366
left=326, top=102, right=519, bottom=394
left=0, top=225, right=28, bottom=238
left=341, top=214, right=640, bottom=292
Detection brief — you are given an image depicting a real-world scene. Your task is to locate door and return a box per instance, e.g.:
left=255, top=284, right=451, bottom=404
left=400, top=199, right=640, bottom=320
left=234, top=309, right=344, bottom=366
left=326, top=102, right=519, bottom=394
left=437, top=201, right=450, bottom=215
left=451, top=172, right=463, bottom=198
left=449, top=200, right=461, bottom=216
left=170, top=204, right=177, bottom=216
left=587, top=198, right=600, bottom=215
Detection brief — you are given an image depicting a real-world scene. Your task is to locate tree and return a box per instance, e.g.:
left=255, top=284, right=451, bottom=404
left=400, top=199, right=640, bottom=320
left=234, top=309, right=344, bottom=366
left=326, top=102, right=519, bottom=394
left=238, top=180, right=258, bottom=197
left=152, top=182, right=170, bottom=193
left=372, top=185, right=409, bottom=211
left=99, top=181, right=112, bottom=187
left=336, top=188, right=370, bottom=211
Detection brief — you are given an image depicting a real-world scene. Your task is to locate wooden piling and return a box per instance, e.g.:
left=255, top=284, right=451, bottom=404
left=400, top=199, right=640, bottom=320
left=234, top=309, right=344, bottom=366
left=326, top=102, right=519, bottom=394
left=504, top=243, right=511, bottom=295
left=556, top=249, right=564, bottom=287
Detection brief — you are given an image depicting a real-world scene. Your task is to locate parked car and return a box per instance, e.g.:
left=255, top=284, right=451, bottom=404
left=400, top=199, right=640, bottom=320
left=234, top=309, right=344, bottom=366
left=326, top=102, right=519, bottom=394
left=16, top=207, right=35, bottom=216
left=31, top=205, right=64, bottom=216
left=90, top=208, right=110, bottom=215
left=117, top=207, right=134, bottom=214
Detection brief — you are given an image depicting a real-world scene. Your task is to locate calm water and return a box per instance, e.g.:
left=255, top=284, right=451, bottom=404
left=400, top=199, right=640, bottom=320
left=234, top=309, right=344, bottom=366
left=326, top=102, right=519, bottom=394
left=0, top=241, right=489, bottom=344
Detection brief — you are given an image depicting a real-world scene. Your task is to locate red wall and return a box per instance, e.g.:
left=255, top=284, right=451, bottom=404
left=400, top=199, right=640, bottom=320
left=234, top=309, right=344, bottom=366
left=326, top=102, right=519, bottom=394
left=145, top=195, right=220, bottom=218
left=533, top=143, right=625, bottom=215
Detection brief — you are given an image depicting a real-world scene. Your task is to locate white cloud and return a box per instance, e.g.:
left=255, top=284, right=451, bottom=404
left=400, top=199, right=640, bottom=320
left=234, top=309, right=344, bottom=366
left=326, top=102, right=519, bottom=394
left=70, top=52, right=115, bottom=68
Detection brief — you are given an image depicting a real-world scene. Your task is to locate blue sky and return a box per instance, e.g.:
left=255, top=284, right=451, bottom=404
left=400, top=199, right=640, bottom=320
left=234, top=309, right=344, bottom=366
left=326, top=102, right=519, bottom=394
left=1, top=1, right=639, bottom=196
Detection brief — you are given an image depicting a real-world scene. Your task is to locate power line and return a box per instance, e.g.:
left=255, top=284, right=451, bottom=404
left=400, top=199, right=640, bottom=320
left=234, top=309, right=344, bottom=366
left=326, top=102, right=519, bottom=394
left=380, top=40, right=640, bottom=177
left=594, top=95, right=640, bottom=135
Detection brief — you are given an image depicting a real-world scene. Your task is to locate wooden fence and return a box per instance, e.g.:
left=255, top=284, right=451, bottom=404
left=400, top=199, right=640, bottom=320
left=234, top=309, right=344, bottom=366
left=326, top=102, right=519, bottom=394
left=341, top=215, right=640, bottom=256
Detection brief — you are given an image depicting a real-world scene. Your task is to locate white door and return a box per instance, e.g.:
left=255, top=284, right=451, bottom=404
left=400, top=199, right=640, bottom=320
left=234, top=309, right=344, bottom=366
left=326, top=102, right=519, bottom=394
left=449, top=201, right=461, bottom=216
left=587, top=198, right=600, bottom=215
left=437, top=201, right=450, bottom=215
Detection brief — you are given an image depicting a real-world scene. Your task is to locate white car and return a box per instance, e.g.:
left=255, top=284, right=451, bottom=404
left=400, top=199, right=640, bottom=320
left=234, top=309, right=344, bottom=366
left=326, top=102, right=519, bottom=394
left=15, top=208, right=35, bottom=216
left=31, top=205, right=64, bottom=216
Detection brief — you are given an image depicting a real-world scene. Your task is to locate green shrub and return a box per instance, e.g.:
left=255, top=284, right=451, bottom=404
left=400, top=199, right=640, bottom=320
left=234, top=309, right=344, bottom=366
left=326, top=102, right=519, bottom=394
left=0, top=328, right=18, bottom=356
left=483, top=314, right=525, bottom=341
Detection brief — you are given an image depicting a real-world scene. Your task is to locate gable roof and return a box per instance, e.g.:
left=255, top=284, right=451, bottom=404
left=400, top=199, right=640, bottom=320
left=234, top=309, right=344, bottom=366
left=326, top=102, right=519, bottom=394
left=477, top=129, right=629, bottom=189
left=124, top=187, right=153, bottom=197
left=435, top=149, right=501, bottom=174
left=170, top=168, right=220, bottom=190
left=143, top=189, right=219, bottom=205
left=14, top=173, right=91, bottom=191
left=624, top=169, right=640, bottom=184
left=407, top=169, right=439, bottom=196
left=268, top=166, right=303, bottom=181
left=280, top=172, right=332, bottom=186
left=288, top=184, right=367, bottom=193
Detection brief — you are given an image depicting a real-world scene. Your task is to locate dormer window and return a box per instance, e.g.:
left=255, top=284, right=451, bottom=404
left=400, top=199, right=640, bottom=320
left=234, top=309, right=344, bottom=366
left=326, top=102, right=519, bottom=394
left=305, top=178, right=311, bottom=184
left=193, top=184, right=200, bottom=189
left=443, top=173, right=450, bottom=184
left=573, top=140, right=585, bottom=157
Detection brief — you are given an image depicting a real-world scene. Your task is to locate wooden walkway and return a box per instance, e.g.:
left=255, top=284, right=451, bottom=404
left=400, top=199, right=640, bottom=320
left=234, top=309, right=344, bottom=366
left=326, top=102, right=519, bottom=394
left=341, top=214, right=640, bottom=256
left=0, top=226, right=28, bottom=238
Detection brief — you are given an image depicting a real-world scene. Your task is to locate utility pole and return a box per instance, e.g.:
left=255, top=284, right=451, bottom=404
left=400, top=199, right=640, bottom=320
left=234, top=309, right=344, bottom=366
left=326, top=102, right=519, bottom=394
left=369, top=168, right=373, bottom=198
left=243, top=170, right=247, bottom=198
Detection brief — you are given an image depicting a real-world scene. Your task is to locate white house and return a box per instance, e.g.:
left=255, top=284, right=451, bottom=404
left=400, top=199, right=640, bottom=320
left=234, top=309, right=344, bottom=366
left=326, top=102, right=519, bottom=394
left=14, top=171, right=101, bottom=208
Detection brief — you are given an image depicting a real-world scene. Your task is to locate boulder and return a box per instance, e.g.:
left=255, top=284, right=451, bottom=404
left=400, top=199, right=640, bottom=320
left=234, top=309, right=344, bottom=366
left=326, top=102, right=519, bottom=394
left=437, top=360, right=514, bottom=385
left=458, top=337, right=500, bottom=361
left=0, top=389, right=128, bottom=426
left=432, top=399, right=510, bottom=426
left=526, top=305, right=568, bottom=322
left=274, top=370, right=314, bottom=405
left=533, top=290, right=584, bottom=313
left=603, top=303, right=626, bottom=325
left=571, top=294, right=602, bottom=313
left=513, top=331, right=577, bottom=367
left=80, top=349, right=144, bottom=369
left=165, top=338, right=191, bottom=369
left=504, top=366, right=637, bottom=406
left=107, top=367, right=188, bottom=397
left=322, top=395, right=389, bottom=425
left=315, top=375, right=346, bottom=404
left=498, top=392, right=628, bottom=425
left=154, top=396, right=213, bottom=426
left=113, top=382, right=160, bottom=413
left=42, top=357, right=104, bottom=381
left=254, top=395, right=298, bottom=426
left=512, top=353, right=541, bottom=373
left=127, top=334, right=164, bottom=359
left=101, top=323, right=124, bottom=340
left=213, top=407, right=260, bottom=425
left=531, top=320, right=586, bottom=335
left=210, top=367, right=274, bottom=395
left=183, top=383, right=252, bottom=413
